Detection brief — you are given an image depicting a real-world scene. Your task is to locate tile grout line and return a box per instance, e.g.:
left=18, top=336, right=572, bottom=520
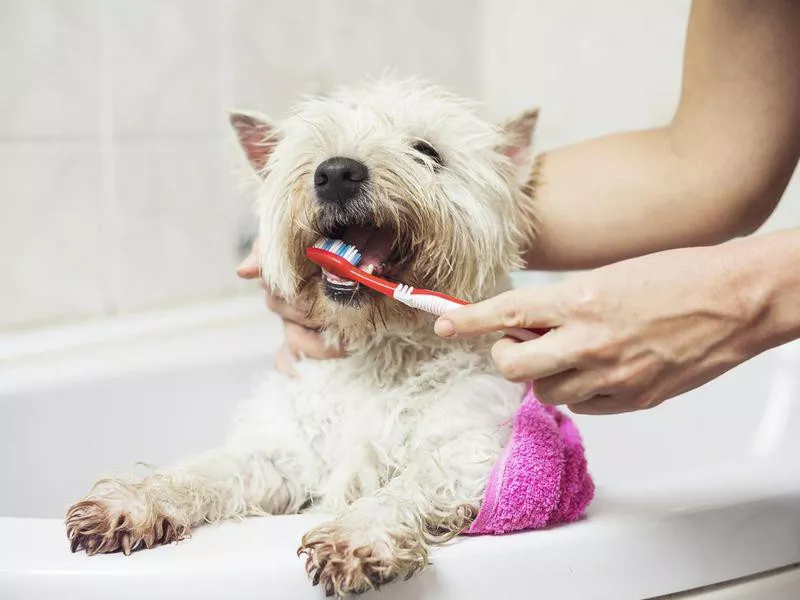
left=98, top=0, right=120, bottom=315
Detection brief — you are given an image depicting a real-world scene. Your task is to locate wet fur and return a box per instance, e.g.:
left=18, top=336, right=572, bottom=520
left=66, top=79, right=539, bottom=597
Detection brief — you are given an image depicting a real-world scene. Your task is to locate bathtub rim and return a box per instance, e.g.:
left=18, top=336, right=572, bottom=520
left=1, top=295, right=799, bottom=599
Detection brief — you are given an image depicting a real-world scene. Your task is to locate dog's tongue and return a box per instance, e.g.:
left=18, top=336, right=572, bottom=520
left=341, top=225, right=392, bottom=271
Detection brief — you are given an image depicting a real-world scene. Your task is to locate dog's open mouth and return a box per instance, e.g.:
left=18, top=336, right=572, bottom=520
left=318, top=224, right=403, bottom=304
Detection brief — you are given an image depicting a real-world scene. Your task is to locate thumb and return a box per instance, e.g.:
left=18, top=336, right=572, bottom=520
left=434, top=285, right=563, bottom=339
left=236, top=237, right=261, bottom=279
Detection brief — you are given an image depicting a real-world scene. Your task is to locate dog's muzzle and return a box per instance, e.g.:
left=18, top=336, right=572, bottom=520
left=314, top=157, right=368, bottom=207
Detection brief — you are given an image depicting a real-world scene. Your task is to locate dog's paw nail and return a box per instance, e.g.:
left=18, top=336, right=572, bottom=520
left=65, top=498, right=186, bottom=556
left=121, top=533, right=132, bottom=556
left=84, top=538, right=98, bottom=555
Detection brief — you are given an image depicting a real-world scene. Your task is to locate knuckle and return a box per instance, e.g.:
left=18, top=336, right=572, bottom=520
left=492, top=344, right=524, bottom=381
left=604, top=365, right=640, bottom=392
left=598, top=369, right=621, bottom=390
left=575, top=342, right=601, bottom=363
left=565, top=281, right=604, bottom=319
left=576, top=332, right=618, bottom=364
left=532, top=380, right=558, bottom=404
left=499, top=295, right=526, bottom=329
left=287, top=323, right=329, bottom=359
left=305, top=341, right=330, bottom=360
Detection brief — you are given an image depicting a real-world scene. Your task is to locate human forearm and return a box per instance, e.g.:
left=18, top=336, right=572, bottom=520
left=524, top=0, right=800, bottom=271
left=734, top=228, right=800, bottom=356
left=525, top=126, right=765, bottom=270
left=438, top=226, right=800, bottom=415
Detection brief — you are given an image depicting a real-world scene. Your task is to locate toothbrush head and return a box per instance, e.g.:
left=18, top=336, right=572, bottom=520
left=307, top=240, right=400, bottom=298
left=312, top=238, right=362, bottom=266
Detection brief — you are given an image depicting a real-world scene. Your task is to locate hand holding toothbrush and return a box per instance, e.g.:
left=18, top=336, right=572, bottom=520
left=434, top=237, right=799, bottom=416
left=238, top=238, right=345, bottom=377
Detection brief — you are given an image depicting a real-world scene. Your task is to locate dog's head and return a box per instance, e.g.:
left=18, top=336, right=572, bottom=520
left=231, top=79, right=538, bottom=339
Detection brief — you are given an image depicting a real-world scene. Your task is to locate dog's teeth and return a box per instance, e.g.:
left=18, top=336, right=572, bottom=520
left=363, top=264, right=375, bottom=274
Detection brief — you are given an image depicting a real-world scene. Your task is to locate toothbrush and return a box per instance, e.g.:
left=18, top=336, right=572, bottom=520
left=307, top=239, right=549, bottom=342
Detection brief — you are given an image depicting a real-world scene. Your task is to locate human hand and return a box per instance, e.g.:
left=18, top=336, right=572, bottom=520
left=435, top=245, right=762, bottom=414
left=237, top=238, right=345, bottom=377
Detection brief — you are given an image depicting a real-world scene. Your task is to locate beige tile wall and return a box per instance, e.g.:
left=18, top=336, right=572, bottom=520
left=484, top=0, right=800, bottom=287
left=3, top=0, right=797, bottom=329
left=483, top=0, right=800, bottom=223
left=0, top=0, right=481, bottom=329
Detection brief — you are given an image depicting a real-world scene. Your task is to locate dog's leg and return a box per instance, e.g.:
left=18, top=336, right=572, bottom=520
left=298, top=431, right=497, bottom=597
left=66, top=445, right=305, bottom=555
left=299, top=476, right=476, bottom=597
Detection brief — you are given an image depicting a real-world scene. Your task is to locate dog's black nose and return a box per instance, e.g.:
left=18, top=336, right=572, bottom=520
left=314, top=157, right=368, bottom=205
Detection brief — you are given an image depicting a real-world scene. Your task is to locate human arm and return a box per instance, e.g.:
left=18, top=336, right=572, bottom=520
left=437, top=227, right=800, bottom=414
left=237, top=239, right=344, bottom=377
left=525, top=0, right=800, bottom=270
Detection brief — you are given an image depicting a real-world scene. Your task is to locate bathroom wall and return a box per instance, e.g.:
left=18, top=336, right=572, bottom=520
left=481, top=0, right=800, bottom=239
left=2, top=1, right=798, bottom=330
left=0, top=0, right=481, bottom=330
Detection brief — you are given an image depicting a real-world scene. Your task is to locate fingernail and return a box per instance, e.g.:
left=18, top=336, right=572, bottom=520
left=236, top=254, right=258, bottom=276
left=434, top=318, right=455, bottom=338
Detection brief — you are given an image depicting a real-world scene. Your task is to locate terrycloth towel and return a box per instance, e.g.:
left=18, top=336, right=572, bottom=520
left=466, top=386, right=594, bottom=535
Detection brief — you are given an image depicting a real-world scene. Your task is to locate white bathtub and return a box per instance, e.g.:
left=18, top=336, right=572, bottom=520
left=1, top=296, right=799, bottom=600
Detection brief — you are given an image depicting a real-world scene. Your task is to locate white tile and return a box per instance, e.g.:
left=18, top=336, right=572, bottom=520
left=109, top=0, right=226, bottom=138
left=354, top=0, right=482, bottom=98
left=0, top=143, right=106, bottom=328
left=0, top=0, right=100, bottom=139
left=227, top=0, right=330, bottom=116
left=112, top=142, right=253, bottom=311
left=481, top=0, right=690, bottom=144
left=414, top=0, right=483, bottom=98
left=227, top=0, right=483, bottom=117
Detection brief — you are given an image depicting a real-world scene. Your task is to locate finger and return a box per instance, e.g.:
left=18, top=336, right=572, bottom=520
left=274, top=343, right=299, bottom=378
left=531, top=368, right=601, bottom=406
left=490, top=333, right=578, bottom=382
left=567, top=395, right=633, bottom=416
left=236, top=237, right=261, bottom=279
left=284, top=322, right=345, bottom=360
left=266, top=294, right=316, bottom=328
left=435, top=286, right=563, bottom=339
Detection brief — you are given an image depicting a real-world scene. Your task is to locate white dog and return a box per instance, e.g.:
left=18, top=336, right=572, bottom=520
left=66, top=79, right=540, bottom=597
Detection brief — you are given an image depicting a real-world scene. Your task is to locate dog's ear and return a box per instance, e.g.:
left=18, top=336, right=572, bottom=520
left=497, top=108, right=539, bottom=181
left=229, top=111, right=282, bottom=176
left=499, top=108, right=541, bottom=247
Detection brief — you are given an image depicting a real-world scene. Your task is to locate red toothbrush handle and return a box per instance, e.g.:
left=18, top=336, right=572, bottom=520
left=305, top=248, right=550, bottom=340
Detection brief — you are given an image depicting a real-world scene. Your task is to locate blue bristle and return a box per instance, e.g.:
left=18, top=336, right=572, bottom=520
left=317, top=237, right=362, bottom=266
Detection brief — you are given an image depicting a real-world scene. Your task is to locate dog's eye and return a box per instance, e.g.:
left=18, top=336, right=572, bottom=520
left=411, top=140, right=443, bottom=168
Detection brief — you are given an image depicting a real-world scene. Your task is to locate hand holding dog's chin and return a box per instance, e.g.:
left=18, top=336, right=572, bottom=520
left=436, top=243, right=768, bottom=415
left=238, top=238, right=346, bottom=377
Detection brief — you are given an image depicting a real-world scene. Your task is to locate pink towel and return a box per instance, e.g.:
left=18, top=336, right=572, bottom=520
left=466, top=386, right=594, bottom=535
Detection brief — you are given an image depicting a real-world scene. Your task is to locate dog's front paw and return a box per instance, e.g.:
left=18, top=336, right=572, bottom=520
left=66, top=486, right=187, bottom=555
left=298, top=521, right=426, bottom=597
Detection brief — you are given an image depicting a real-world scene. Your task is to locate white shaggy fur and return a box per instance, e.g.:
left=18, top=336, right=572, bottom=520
left=66, top=79, right=540, bottom=597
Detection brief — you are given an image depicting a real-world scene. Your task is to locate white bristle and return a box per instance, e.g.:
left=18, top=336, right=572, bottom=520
left=313, top=237, right=362, bottom=266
